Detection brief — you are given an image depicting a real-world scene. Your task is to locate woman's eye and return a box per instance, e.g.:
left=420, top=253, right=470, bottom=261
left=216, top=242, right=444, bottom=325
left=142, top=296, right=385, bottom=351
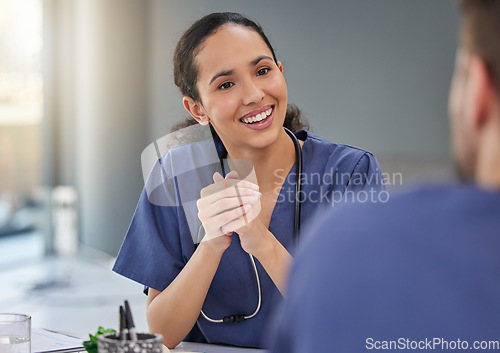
left=218, top=82, right=234, bottom=90
left=257, top=68, right=270, bottom=76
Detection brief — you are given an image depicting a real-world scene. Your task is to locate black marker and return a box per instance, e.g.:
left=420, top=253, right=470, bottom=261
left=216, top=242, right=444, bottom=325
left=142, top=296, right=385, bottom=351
left=119, top=305, right=127, bottom=341
left=124, top=300, right=138, bottom=341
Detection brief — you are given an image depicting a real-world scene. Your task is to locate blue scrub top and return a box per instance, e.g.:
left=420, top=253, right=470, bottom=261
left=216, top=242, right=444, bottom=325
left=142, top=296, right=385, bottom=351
left=269, top=184, right=500, bottom=353
left=113, top=130, right=386, bottom=348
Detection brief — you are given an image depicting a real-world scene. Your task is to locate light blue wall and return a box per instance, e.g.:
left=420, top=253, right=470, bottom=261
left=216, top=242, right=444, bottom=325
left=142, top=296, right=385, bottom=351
left=57, top=1, right=460, bottom=256
left=148, top=0, right=460, bottom=160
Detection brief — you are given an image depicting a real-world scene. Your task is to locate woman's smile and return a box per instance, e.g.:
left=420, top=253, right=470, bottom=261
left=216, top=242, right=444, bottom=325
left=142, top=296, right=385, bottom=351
left=240, top=105, right=274, bottom=130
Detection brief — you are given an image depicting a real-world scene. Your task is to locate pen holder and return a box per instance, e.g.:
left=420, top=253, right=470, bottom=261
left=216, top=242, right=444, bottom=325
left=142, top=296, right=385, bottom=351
left=98, top=332, right=163, bottom=353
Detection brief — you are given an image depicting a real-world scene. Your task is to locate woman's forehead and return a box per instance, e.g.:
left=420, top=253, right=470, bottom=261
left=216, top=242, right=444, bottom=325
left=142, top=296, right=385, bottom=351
left=195, top=25, right=273, bottom=80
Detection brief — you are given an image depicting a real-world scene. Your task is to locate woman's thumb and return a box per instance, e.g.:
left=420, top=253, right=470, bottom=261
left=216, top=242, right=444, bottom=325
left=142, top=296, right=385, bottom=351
left=225, top=170, right=239, bottom=180
left=212, top=172, right=225, bottom=183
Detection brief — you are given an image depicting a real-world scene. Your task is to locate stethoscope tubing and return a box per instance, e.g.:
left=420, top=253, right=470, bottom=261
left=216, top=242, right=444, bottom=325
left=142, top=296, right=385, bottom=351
left=284, top=127, right=303, bottom=244
left=201, top=127, right=303, bottom=323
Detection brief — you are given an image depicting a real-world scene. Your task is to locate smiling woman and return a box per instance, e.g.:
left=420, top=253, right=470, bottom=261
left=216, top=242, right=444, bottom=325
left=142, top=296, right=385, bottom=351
left=113, top=12, right=386, bottom=349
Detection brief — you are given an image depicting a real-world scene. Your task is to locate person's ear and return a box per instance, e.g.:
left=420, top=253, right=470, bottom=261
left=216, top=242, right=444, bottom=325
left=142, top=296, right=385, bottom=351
left=469, top=54, right=496, bottom=131
left=183, top=96, right=210, bottom=126
left=277, top=61, right=284, bottom=74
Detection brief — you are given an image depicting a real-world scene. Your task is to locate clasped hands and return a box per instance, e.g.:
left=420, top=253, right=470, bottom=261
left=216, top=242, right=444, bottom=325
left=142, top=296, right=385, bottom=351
left=196, top=171, right=265, bottom=254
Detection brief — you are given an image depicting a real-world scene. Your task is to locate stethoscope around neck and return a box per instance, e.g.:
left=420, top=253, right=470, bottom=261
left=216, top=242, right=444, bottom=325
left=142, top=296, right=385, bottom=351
left=200, top=127, right=303, bottom=323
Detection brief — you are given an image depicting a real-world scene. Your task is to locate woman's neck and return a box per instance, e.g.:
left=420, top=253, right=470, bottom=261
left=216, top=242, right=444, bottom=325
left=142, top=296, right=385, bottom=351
left=225, top=130, right=297, bottom=189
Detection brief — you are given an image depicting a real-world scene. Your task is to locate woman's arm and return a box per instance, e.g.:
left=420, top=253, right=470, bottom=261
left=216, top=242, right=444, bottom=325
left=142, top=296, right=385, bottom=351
left=237, top=221, right=293, bottom=296
left=146, top=239, right=227, bottom=349
left=147, top=172, right=261, bottom=349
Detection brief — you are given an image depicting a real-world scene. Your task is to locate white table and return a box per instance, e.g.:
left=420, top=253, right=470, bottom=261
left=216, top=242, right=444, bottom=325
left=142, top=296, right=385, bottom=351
left=171, top=341, right=266, bottom=353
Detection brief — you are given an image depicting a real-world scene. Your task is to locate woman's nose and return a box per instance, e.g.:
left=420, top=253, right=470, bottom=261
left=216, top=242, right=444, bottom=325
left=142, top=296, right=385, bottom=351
left=241, top=79, right=264, bottom=106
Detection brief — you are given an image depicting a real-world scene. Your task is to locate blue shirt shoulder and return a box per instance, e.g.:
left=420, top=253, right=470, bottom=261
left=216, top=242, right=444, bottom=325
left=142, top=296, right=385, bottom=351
left=270, top=183, right=500, bottom=353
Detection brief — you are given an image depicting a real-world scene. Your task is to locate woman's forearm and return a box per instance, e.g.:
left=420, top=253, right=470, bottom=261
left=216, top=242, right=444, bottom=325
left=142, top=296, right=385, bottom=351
left=146, top=242, right=224, bottom=349
left=254, top=235, right=293, bottom=296
left=237, top=222, right=293, bottom=296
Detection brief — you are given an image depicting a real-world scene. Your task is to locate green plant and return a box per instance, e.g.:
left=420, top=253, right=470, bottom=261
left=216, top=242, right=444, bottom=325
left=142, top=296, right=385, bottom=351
left=82, top=326, right=117, bottom=353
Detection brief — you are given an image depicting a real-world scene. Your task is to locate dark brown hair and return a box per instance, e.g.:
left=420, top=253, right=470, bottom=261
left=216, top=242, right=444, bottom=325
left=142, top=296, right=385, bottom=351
left=461, top=0, right=500, bottom=89
left=171, top=12, right=308, bottom=133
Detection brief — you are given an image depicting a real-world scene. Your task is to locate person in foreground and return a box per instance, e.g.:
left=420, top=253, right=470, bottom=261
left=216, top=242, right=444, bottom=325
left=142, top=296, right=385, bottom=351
left=113, top=12, right=385, bottom=349
left=270, top=1, right=500, bottom=352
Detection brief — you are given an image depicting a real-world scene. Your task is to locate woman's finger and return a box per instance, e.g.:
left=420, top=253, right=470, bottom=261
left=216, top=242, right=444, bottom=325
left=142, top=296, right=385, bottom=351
left=201, top=195, right=259, bottom=219
left=218, top=213, right=254, bottom=236
left=201, top=183, right=260, bottom=205
left=198, top=185, right=260, bottom=207
left=197, top=194, right=254, bottom=222
left=203, top=203, right=251, bottom=232
left=219, top=203, right=252, bottom=225
left=200, top=199, right=252, bottom=225
left=213, top=172, right=224, bottom=183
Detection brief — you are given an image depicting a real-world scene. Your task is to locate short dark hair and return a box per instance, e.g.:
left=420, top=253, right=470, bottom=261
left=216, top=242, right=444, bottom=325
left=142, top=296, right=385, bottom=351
left=461, top=0, right=500, bottom=88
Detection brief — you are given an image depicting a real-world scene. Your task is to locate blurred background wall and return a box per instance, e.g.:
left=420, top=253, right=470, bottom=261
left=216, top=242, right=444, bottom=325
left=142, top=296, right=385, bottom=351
left=1, top=0, right=460, bottom=259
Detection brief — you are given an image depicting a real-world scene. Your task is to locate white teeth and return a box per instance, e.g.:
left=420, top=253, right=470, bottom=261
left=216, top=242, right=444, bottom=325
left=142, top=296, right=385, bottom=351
left=242, top=107, right=273, bottom=124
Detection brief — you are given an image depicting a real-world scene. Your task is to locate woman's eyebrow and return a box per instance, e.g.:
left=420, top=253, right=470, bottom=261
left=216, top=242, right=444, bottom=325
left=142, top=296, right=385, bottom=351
left=250, top=55, right=273, bottom=66
left=208, top=55, right=274, bottom=86
left=209, top=70, right=234, bottom=85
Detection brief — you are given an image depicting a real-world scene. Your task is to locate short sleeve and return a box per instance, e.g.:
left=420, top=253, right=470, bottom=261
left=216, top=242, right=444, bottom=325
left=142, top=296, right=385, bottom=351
left=113, top=184, right=186, bottom=292
left=345, top=153, right=386, bottom=192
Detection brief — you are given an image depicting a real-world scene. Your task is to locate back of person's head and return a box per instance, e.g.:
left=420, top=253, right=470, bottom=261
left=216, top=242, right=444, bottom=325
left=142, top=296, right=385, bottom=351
left=449, top=0, right=500, bottom=185
left=461, top=0, right=500, bottom=95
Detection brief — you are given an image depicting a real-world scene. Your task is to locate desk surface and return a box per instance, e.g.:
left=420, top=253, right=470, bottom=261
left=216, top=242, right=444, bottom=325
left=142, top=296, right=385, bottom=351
left=1, top=254, right=266, bottom=353
left=72, top=342, right=265, bottom=353
left=171, top=342, right=266, bottom=353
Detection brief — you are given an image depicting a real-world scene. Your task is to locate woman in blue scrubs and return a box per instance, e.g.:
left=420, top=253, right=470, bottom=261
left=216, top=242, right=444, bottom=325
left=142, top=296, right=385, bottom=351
left=113, top=12, right=386, bottom=349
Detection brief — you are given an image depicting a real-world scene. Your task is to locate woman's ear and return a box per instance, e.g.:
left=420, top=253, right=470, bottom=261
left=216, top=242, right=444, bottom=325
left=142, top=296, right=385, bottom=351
left=468, top=54, right=495, bottom=132
left=182, top=96, right=210, bottom=126
left=277, top=61, right=284, bottom=74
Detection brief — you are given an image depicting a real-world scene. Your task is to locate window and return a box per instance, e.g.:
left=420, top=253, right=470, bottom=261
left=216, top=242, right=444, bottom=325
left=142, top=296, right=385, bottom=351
left=0, top=0, right=43, bottom=236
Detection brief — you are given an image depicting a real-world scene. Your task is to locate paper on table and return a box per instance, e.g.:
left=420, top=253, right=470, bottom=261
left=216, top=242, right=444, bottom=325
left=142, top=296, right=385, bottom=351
left=31, top=328, right=84, bottom=353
